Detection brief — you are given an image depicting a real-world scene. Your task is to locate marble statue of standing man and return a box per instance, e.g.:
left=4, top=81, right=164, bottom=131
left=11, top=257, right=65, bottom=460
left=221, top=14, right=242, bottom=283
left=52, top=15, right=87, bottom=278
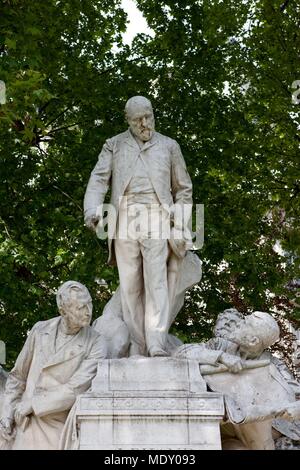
left=84, top=96, right=193, bottom=357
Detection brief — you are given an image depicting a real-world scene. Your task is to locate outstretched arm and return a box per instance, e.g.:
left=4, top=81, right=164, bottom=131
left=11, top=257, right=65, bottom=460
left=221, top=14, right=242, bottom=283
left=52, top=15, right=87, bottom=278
left=174, top=343, right=244, bottom=373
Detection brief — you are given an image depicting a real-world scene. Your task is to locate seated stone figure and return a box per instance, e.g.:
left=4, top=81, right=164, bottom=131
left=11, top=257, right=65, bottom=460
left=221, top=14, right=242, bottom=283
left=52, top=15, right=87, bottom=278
left=0, top=281, right=106, bottom=450
left=174, top=309, right=300, bottom=450
left=0, top=366, right=7, bottom=417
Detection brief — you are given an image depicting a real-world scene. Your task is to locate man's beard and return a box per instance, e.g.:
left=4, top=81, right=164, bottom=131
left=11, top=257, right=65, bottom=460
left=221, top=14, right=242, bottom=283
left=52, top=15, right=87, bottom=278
left=130, top=124, right=154, bottom=142
left=138, top=127, right=153, bottom=141
left=215, top=325, right=235, bottom=339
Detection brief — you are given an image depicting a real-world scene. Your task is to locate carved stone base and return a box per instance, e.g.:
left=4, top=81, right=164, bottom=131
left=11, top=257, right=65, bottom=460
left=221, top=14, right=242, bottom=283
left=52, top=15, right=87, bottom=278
left=76, top=357, right=224, bottom=450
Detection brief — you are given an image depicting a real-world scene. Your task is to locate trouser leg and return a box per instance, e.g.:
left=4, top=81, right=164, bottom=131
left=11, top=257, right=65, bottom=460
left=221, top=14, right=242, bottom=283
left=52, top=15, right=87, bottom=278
left=140, top=238, right=169, bottom=355
left=114, top=238, right=146, bottom=355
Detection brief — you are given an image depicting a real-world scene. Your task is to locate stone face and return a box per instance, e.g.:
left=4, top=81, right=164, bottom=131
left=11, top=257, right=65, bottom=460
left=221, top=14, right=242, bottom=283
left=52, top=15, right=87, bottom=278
left=76, top=358, right=224, bottom=450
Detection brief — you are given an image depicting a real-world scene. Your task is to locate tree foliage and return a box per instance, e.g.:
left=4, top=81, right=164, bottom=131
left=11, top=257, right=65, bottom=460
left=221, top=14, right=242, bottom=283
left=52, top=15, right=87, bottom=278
left=0, top=0, right=299, bottom=368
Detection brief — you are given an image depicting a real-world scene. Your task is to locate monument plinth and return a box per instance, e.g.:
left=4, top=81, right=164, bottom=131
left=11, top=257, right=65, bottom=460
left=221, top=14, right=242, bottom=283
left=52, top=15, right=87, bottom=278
left=76, top=357, right=224, bottom=450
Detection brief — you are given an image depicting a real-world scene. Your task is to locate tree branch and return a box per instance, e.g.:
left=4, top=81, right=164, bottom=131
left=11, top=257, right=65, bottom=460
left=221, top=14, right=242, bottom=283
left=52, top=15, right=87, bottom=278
left=52, top=185, right=82, bottom=211
left=48, top=120, right=91, bottom=133
left=45, top=104, right=77, bottom=128
left=280, top=0, right=291, bottom=12
left=0, top=217, right=11, bottom=239
left=38, top=98, right=57, bottom=117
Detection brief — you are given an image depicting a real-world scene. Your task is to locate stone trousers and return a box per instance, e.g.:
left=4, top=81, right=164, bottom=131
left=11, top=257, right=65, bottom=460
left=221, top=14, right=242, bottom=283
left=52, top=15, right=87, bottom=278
left=114, top=197, right=170, bottom=355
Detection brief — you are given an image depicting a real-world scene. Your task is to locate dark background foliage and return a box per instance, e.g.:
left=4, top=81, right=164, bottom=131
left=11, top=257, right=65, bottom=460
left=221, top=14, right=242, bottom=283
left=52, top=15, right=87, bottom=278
left=0, top=0, right=299, bottom=369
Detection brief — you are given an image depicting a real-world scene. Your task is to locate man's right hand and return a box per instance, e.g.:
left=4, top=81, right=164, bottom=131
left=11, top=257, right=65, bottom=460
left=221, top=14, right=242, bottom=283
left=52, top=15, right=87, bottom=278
left=0, top=417, right=15, bottom=441
left=279, top=402, right=300, bottom=421
left=219, top=352, right=243, bottom=373
left=85, top=215, right=101, bottom=232
left=14, top=400, right=33, bottom=427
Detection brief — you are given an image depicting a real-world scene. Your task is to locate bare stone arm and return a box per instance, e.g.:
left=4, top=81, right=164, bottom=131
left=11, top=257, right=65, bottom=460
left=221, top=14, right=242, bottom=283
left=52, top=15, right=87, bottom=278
left=174, top=343, right=246, bottom=373
left=174, top=343, right=224, bottom=365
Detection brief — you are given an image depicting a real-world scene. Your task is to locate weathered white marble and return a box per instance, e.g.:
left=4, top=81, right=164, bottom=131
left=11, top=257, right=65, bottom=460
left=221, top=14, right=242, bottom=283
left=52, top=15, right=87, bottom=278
left=75, top=357, right=224, bottom=450
left=0, top=366, right=7, bottom=418
left=93, top=252, right=201, bottom=358
left=0, top=281, right=106, bottom=450
left=0, top=342, right=6, bottom=418
left=0, top=341, right=5, bottom=366
left=174, top=310, right=300, bottom=450
left=84, top=96, right=199, bottom=357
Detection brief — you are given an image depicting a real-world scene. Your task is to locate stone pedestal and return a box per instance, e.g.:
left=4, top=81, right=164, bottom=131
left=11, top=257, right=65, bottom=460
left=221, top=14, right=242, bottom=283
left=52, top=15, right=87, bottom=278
left=76, top=357, right=224, bottom=450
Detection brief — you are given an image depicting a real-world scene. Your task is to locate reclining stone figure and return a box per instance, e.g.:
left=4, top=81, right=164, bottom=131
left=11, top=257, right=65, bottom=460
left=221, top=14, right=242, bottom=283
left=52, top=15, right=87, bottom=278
left=173, top=309, right=300, bottom=450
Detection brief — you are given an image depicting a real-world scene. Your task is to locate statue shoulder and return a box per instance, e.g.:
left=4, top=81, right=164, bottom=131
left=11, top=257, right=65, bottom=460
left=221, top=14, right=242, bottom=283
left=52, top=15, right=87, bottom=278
left=82, top=324, right=103, bottom=345
left=30, top=317, right=60, bottom=333
left=106, top=130, right=129, bottom=147
left=82, top=325, right=108, bottom=358
left=155, top=131, right=178, bottom=148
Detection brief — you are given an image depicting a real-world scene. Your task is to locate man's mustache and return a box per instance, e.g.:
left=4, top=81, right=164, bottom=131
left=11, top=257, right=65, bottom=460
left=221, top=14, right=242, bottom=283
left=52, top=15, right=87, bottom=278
left=140, top=127, right=154, bottom=132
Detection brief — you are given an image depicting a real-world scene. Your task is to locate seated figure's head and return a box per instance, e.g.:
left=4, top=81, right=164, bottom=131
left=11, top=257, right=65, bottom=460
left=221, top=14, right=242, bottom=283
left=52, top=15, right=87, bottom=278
left=215, top=309, right=280, bottom=359
left=56, top=281, right=92, bottom=331
left=125, top=96, right=155, bottom=142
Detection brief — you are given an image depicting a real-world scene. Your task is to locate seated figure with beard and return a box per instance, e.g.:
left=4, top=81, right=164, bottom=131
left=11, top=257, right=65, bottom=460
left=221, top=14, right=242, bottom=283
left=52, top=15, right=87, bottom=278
left=173, top=309, right=300, bottom=450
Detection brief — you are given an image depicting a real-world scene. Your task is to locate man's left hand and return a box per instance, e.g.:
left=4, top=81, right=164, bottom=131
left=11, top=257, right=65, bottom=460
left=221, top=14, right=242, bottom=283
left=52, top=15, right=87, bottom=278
left=14, top=400, right=33, bottom=426
left=280, top=402, right=300, bottom=421
left=219, top=352, right=243, bottom=373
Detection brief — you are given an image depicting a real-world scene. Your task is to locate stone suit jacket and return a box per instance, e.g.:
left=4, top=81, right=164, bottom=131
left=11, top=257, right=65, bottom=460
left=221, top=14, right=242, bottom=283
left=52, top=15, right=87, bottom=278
left=2, top=317, right=106, bottom=420
left=84, top=129, right=193, bottom=265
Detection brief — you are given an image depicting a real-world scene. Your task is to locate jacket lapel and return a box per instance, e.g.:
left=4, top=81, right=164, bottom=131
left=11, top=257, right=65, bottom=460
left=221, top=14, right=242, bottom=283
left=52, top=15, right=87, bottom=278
left=139, top=134, right=159, bottom=176
left=42, top=324, right=86, bottom=370
left=121, top=130, right=159, bottom=194
left=125, top=129, right=158, bottom=178
left=140, top=132, right=159, bottom=152
left=124, top=129, right=140, bottom=150
left=41, top=317, right=60, bottom=362
left=119, top=130, right=140, bottom=195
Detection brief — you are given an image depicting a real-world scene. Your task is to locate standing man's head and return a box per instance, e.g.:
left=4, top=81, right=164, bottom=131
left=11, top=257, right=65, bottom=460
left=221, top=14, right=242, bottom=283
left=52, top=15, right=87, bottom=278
left=215, top=310, right=280, bottom=359
left=125, top=96, right=155, bottom=142
left=56, top=281, right=93, bottom=333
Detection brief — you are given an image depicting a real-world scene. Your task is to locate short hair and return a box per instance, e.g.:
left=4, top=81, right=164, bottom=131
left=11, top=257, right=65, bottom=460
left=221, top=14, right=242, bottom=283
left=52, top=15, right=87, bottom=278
left=56, top=281, right=91, bottom=311
left=125, top=96, right=152, bottom=118
left=214, top=308, right=243, bottom=336
left=251, top=311, right=280, bottom=349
